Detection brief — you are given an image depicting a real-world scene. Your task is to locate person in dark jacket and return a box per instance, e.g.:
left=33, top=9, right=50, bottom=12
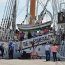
left=8, top=41, right=14, bottom=59
left=0, top=43, right=4, bottom=58
left=28, top=31, right=32, bottom=39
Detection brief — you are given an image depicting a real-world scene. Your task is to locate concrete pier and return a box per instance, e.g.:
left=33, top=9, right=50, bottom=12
left=0, top=60, right=65, bottom=65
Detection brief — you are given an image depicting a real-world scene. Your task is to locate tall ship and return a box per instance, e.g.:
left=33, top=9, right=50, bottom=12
left=0, top=0, right=65, bottom=59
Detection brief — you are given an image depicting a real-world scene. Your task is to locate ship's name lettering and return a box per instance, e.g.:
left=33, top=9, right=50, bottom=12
left=22, top=36, right=49, bottom=47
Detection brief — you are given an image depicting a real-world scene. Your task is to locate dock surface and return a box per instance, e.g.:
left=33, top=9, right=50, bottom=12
left=0, top=60, right=65, bottom=65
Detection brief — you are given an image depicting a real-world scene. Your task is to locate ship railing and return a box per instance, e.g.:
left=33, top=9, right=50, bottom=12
left=57, top=41, right=65, bottom=60
left=21, top=33, right=54, bottom=48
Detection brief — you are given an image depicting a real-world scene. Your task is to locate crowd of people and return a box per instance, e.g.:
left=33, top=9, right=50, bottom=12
left=29, top=41, right=59, bottom=61
left=0, top=26, right=60, bottom=61
left=0, top=42, right=14, bottom=59
left=15, top=27, right=51, bottom=41
left=45, top=42, right=58, bottom=61
left=0, top=41, right=59, bottom=62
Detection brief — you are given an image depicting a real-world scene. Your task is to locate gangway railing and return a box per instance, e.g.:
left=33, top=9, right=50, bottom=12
left=21, top=33, right=55, bottom=49
left=57, top=41, right=65, bottom=60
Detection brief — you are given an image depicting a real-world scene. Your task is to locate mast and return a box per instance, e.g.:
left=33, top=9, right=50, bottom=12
left=30, top=0, right=36, bottom=24
left=12, top=0, right=16, bottom=31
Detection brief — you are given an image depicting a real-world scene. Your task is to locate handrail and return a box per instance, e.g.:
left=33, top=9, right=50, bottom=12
left=21, top=33, right=54, bottom=49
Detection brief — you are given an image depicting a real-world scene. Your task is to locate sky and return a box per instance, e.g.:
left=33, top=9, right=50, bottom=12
left=0, top=0, right=7, bottom=24
left=0, top=0, right=53, bottom=25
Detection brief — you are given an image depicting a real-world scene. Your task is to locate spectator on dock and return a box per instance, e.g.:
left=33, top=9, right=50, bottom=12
left=51, top=42, right=58, bottom=61
left=30, top=41, right=38, bottom=59
left=0, top=43, right=4, bottom=58
left=8, top=41, right=14, bottom=59
left=45, top=42, right=50, bottom=61
left=31, top=48, right=38, bottom=59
